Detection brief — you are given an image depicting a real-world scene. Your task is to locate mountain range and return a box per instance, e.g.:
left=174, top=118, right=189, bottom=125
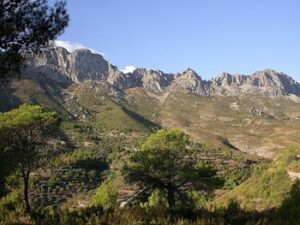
left=1, top=46, right=300, bottom=159
left=26, top=47, right=300, bottom=97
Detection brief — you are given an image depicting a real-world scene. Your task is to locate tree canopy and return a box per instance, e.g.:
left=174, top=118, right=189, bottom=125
left=0, top=0, right=69, bottom=79
left=123, top=129, right=217, bottom=208
left=0, top=104, right=60, bottom=212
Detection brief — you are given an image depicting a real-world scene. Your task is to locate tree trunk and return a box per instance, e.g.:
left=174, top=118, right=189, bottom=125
left=22, top=170, right=31, bottom=213
left=167, top=187, right=176, bottom=208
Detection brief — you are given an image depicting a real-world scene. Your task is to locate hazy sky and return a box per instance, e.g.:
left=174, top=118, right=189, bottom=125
left=57, top=0, right=300, bottom=81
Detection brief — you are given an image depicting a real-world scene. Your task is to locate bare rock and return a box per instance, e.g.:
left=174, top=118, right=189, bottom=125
left=26, top=47, right=300, bottom=98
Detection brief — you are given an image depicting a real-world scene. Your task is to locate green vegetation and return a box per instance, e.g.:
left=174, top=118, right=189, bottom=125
left=275, top=147, right=300, bottom=172
left=123, top=129, right=218, bottom=208
left=0, top=104, right=59, bottom=213
left=0, top=0, right=68, bottom=79
left=0, top=114, right=300, bottom=224
left=161, top=92, right=300, bottom=157
left=124, top=88, right=161, bottom=123
left=92, top=179, right=118, bottom=210
left=95, top=100, right=155, bottom=132
left=211, top=148, right=300, bottom=212
left=1, top=83, right=300, bottom=224
left=212, top=163, right=292, bottom=211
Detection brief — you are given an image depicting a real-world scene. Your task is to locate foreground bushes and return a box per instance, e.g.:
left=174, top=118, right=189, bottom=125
left=0, top=203, right=297, bottom=225
left=2, top=169, right=300, bottom=224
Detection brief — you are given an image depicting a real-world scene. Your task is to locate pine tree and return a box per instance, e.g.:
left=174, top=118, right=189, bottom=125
left=0, top=0, right=69, bottom=79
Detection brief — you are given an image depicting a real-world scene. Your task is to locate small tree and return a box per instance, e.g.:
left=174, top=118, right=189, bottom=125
left=0, top=0, right=69, bottom=79
left=92, top=179, right=118, bottom=210
left=0, top=104, right=59, bottom=213
left=123, top=129, right=216, bottom=208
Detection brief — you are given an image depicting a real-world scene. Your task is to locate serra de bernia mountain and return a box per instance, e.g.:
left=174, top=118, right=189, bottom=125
left=4, top=46, right=298, bottom=221
left=1, top=46, right=300, bottom=161
left=0, top=45, right=297, bottom=160
left=2, top=46, right=300, bottom=221
left=27, top=46, right=300, bottom=97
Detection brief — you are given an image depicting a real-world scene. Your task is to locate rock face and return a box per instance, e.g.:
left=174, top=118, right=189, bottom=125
left=133, top=68, right=174, bottom=93
left=26, top=47, right=300, bottom=97
left=170, top=68, right=211, bottom=95
left=211, top=70, right=300, bottom=96
left=27, top=47, right=119, bottom=84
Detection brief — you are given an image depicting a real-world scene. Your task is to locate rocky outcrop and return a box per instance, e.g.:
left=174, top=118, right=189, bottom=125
left=106, top=68, right=175, bottom=92
left=27, top=47, right=119, bottom=84
left=211, top=73, right=251, bottom=96
left=132, top=68, right=174, bottom=93
left=26, top=47, right=300, bottom=97
left=211, top=69, right=300, bottom=96
left=251, top=69, right=300, bottom=96
left=170, top=68, right=211, bottom=95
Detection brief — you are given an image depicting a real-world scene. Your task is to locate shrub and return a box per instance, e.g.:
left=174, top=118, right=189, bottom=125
left=92, top=179, right=118, bottom=210
left=140, top=189, right=169, bottom=209
left=0, top=189, right=23, bottom=222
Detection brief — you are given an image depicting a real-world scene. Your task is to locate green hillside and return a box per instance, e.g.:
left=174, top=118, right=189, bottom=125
left=1, top=78, right=300, bottom=225
left=211, top=148, right=300, bottom=211
left=161, top=91, right=300, bottom=158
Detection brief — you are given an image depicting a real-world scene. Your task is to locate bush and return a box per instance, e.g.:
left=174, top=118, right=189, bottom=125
left=0, top=189, right=23, bottom=222
left=188, top=191, right=207, bottom=209
left=140, top=189, right=169, bottom=209
left=92, top=179, right=118, bottom=210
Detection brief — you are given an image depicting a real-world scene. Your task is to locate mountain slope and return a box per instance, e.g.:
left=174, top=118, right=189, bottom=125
left=1, top=46, right=300, bottom=158
left=161, top=92, right=300, bottom=158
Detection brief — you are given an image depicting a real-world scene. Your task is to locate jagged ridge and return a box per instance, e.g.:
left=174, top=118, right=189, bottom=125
left=26, top=47, right=300, bottom=97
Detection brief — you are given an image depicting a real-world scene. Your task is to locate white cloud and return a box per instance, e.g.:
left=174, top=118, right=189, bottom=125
left=54, top=40, right=104, bottom=55
left=121, top=65, right=136, bottom=74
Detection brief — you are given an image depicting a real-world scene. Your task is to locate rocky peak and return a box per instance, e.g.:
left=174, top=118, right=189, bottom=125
left=213, top=72, right=250, bottom=86
left=131, top=68, right=174, bottom=93
left=170, top=68, right=210, bottom=95
left=105, top=67, right=175, bottom=92
left=27, top=46, right=114, bottom=84
left=181, top=68, right=201, bottom=80
left=251, top=69, right=300, bottom=96
left=26, top=46, right=300, bottom=97
left=26, top=47, right=71, bottom=83
left=72, top=48, right=93, bottom=56
left=66, top=48, right=117, bottom=83
left=252, top=69, right=283, bottom=86
left=211, top=69, right=300, bottom=96
left=107, top=70, right=140, bottom=90
left=214, top=72, right=234, bottom=86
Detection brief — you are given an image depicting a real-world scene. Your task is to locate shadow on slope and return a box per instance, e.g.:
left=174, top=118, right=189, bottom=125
left=120, top=105, right=161, bottom=131
left=0, top=75, right=72, bottom=117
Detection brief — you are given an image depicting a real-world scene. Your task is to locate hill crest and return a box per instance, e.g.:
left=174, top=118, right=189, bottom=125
left=26, top=46, right=300, bottom=97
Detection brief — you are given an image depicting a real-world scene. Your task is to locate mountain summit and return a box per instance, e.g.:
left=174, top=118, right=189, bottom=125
left=26, top=47, right=300, bottom=97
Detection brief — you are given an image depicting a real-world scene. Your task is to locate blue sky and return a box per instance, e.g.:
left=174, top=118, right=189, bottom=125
left=56, top=0, right=300, bottom=81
